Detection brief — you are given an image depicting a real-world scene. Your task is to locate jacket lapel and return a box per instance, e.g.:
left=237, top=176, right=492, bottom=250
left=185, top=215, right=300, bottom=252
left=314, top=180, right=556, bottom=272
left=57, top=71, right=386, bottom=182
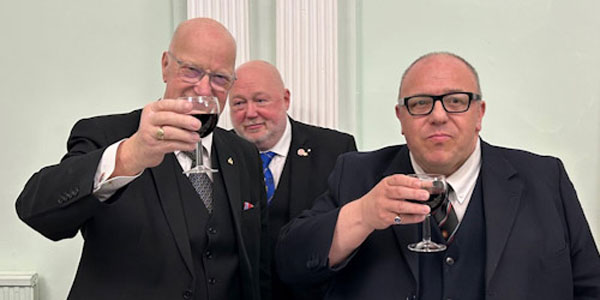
left=212, top=129, right=243, bottom=225
left=287, top=119, right=312, bottom=217
left=150, top=154, right=194, bottom=276
left=385, top=146, right=420, bottom=284
left=211, top=129, right=250, bottom=270
left=480, top=141, right=523, bottom=288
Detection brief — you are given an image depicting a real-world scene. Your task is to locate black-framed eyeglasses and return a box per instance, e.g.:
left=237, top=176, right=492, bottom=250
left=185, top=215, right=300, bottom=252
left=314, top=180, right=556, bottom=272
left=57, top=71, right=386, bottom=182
left=398, top=92, right=482, bottom=116
left=168, top=52, right=236, bottom=92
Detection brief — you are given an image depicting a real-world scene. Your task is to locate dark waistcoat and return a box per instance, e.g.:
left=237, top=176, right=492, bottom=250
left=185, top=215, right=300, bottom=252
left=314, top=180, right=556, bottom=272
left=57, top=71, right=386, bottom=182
left=420, top=176, right=486, bottom=300
left=178, top=166, right=242, bottom=300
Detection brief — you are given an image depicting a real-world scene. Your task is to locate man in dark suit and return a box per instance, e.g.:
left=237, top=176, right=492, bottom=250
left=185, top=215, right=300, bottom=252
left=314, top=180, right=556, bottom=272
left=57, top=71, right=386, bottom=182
left=276, top=52, right=600, bottom=299
left=15, top=18, right=268, bottom=300
left=228, top=60, right=357, bottom=299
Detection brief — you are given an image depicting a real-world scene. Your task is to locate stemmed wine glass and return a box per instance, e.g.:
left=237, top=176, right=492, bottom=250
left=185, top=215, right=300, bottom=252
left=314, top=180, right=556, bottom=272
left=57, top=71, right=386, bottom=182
left=407, top=174, right=448, bottom=253
left=179, top=96, right=220, bottom=174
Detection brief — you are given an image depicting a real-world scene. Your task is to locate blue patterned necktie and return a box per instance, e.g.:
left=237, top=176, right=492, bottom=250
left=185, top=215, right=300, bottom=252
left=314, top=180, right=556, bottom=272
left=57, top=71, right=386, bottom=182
left=260, top=151, right=276, bottom=204
left=185, top=150, right=213, bottom=214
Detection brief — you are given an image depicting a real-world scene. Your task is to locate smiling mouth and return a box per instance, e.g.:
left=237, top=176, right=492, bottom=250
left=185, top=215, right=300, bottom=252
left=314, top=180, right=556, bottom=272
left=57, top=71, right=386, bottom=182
left=244, top=123, right=264, bottom=132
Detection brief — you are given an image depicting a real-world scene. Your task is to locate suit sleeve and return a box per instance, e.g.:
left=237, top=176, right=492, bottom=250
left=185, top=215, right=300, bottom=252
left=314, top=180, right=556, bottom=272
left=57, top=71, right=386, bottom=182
left=345, top=135, right=358, bottom=152
left=15, top=118, right=110, bottom=241
left=555, top=159, right=600, bottom=299
left=275, top=154, right=351, bottom=285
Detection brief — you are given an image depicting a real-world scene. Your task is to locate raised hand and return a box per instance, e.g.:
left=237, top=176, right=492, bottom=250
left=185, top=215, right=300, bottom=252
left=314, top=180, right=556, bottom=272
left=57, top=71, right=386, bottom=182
left=113, top=99, right=201, bottom=177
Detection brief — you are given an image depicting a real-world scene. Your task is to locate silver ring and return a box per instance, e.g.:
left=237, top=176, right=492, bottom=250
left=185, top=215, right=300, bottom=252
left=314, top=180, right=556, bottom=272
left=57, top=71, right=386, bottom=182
left=156, top=127, right=165, bottom=140
left=394, top=215, right=402, bottom=225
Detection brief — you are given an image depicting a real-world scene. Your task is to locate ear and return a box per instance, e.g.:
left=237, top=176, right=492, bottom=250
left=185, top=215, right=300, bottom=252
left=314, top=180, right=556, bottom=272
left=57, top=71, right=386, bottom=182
left=475, top=100, right=486, bottom=132
left=161, top=51, right=169, bottom=83
left=395, top=104, right=405, bottom=135
left=283, top=89, right=291, bottom=110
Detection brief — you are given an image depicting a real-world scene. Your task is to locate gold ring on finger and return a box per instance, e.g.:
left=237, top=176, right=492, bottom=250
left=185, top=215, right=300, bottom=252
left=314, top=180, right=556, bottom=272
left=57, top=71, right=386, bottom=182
left=156, top=127, right=165, bottom=140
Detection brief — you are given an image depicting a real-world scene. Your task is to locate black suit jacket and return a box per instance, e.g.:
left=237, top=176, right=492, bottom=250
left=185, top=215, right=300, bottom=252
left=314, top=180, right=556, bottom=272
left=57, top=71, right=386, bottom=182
left=16, top=110, right=269, bottom=300
left=276, top=140, right=600, bottom=300
left=269, top=118, right=356, bottom=299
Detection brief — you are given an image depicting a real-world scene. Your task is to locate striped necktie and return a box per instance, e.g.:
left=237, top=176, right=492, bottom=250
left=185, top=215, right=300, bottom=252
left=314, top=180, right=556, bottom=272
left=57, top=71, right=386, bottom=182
left=260, top=151, right=276, bottom=204
left=433, top=184, right=459, bottom=243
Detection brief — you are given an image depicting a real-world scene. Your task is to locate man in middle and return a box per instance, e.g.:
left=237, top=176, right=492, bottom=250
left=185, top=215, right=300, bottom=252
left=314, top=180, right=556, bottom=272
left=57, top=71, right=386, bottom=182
left=229, top=60, right=357, bottom=299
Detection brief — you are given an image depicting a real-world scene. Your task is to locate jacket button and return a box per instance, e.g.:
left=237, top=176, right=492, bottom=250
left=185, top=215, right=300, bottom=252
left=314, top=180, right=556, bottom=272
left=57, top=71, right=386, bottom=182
left=208, top=278, right=216, bottom=285
left=182, top=290, right=193, bottom=299
left=445, top=256, right=455, bottom=265
left=205, top=251, right=213, bottom=259
left=207, top=227, right=217, bottom=234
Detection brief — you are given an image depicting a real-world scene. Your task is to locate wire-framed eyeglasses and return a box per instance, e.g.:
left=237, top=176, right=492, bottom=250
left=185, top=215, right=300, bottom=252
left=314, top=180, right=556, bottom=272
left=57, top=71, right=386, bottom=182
left=168, top=52, right=236, bottom=92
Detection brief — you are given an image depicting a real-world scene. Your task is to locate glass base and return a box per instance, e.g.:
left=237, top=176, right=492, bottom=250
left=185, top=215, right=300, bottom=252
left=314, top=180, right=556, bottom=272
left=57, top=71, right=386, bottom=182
left=408, top=240, right=447, bottom=253
left=183, top=166, right=218, bottom=174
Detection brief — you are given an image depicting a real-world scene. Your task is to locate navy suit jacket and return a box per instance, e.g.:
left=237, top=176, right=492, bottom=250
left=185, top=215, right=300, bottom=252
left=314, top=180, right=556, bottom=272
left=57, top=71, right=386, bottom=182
left=16, top=109, right=269, bottom=300
left=276, top=140, right=600, bottom=299
left=269, top=118, right=356, bottom=300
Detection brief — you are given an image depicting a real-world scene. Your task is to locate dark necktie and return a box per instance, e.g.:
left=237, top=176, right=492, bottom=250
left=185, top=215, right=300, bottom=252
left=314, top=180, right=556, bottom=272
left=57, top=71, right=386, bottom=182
left=260, top=151, right=276, bottom=204
left=433, top=184, right=459, bottom=243
left=185, top=150, right=214, bottom=214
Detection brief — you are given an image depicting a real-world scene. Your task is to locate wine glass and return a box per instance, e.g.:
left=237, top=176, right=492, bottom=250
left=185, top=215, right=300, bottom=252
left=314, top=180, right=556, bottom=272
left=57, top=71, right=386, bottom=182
left=179, top=96, right=220, bottom=174
left=406, top=174, right=448, bottom=253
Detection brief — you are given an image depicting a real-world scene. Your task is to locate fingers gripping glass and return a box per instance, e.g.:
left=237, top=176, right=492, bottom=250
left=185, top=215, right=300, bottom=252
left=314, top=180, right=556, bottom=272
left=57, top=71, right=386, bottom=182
left=179, top=96, right=220, bottom=174
left=399, top=92, right=481, bottom=116
left=406, top=174, right=448, bottom=253
left=168, top=52, right=235, bottom=92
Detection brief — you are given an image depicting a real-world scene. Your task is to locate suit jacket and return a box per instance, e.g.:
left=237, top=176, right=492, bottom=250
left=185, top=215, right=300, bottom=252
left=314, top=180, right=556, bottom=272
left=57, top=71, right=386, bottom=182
left=16, top=109, right=269, bottom=300
left=276, top=140, right=600, bottom=300
left=269, top=118, right=356, bottom=299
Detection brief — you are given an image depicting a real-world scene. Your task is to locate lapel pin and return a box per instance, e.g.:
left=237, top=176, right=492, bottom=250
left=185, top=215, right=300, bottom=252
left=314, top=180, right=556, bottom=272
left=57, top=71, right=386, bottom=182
left=297, top=148, right=311, bottom=157
left=227, top=157, right=234, bottom=165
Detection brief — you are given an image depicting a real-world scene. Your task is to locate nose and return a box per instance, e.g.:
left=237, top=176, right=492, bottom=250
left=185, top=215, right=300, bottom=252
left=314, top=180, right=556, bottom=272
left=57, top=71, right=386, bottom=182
left=429, top=100, right=448, bottom=123
left=245, top=101, right=258, bottom=118
left=193, top=75, right=213, bottom=96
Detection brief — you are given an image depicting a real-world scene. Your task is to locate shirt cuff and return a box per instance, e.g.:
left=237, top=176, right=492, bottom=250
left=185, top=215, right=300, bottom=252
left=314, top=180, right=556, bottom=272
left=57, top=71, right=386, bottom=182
left=93, top=139, right=142, bottom=202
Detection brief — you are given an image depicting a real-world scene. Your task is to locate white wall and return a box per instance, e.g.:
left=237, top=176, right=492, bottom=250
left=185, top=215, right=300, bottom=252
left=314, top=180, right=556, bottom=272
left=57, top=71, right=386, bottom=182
left=0, top=1, right=177, bottom=299
left=355, top=0, right=600, bottom=240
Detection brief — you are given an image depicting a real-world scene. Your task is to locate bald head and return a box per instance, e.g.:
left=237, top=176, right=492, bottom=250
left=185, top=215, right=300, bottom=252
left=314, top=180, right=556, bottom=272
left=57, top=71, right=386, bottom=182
left=399, top=52, right=481, bottom=99
left=236, top=60, right=286, bottom=92
left=161, top=18, right=237, bottom=108
left=169, top=18, right=236, bottom=62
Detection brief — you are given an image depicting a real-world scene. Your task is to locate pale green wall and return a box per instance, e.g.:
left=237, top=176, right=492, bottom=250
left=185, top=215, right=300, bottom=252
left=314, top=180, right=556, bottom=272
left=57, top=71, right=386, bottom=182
left=0, top=1, right=179, bottom=299
left=1, top=1, right=598, bottom=299
left=354, top=0, right=600, bottom=240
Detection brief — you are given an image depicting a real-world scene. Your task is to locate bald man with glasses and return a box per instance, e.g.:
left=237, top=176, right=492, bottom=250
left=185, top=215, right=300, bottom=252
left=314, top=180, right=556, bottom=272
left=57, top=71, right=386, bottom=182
left=276, top=52, right=600, bottom=300
left=16, top=18, right=268, bottom=300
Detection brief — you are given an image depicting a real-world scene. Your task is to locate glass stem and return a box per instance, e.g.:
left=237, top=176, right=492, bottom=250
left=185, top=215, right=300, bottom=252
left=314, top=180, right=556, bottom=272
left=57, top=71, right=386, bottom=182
left=196, top=139, right=203, bottom=168
left=422, top=214, right=432, bottom=242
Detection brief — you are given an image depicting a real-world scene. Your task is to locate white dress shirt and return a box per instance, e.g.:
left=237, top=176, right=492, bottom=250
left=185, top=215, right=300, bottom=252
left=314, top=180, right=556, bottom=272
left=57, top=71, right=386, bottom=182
left=410, top=139, right=482, bottom=222
left=261, top=117, right=292, bottom=188
left=92, top=133, right=214, bottom=202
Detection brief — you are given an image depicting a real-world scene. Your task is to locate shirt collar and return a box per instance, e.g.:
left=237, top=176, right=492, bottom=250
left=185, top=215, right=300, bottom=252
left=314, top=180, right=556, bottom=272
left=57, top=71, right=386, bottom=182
left=262, top=117, right=292, bottom=159
left=409, top=139, right=482, bottom=204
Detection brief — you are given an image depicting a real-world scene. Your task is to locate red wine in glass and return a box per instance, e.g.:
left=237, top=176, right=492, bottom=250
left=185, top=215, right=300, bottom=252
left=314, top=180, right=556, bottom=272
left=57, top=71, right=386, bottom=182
left=193, top=113, right=219, bottom=138
left=407, top=174, right=448, bottom=253
left=406, top=180, right=447, bottom=211
left=178, top=96, right=220, bottom=174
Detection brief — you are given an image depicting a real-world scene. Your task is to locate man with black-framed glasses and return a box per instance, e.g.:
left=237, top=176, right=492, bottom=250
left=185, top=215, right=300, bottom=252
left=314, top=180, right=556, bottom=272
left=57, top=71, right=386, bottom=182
left=276, top=52, right=600, bottom=299
left=16, top=18, right=269, bottom=300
